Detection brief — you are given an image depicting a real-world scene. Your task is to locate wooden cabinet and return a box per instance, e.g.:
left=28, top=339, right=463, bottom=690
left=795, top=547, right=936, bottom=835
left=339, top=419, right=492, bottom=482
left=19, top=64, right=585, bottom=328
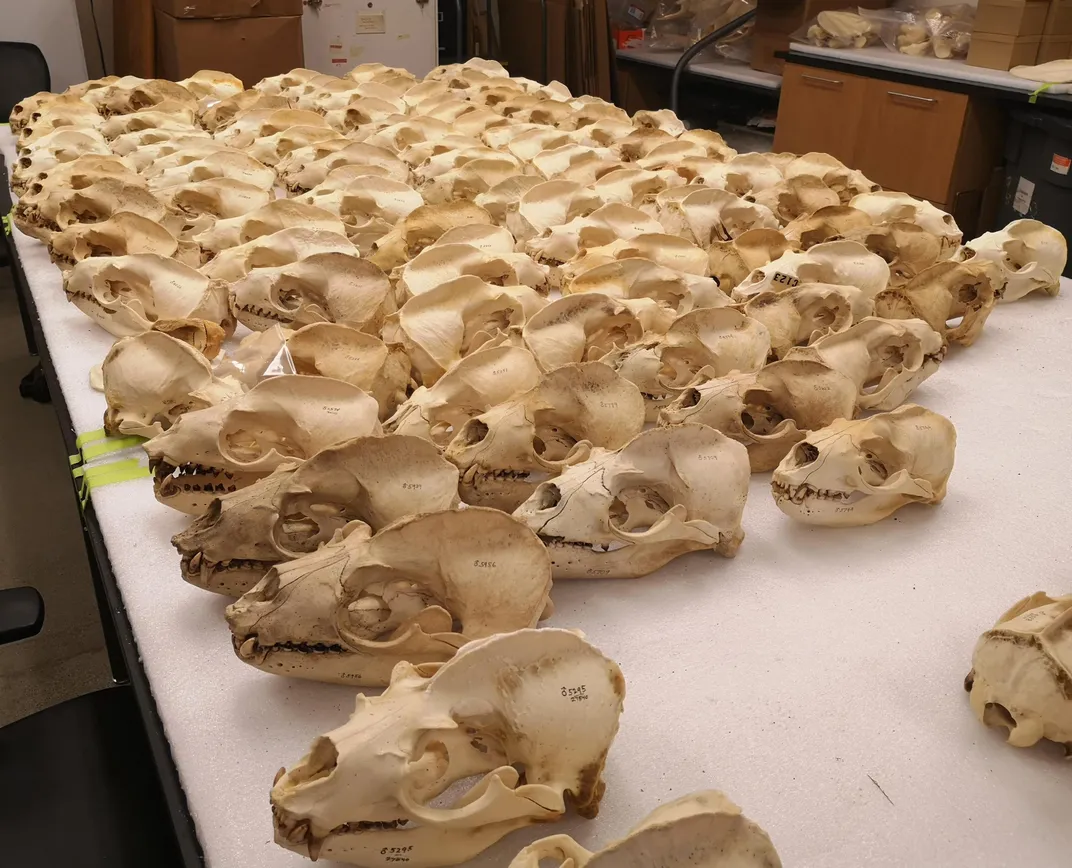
left=773, top=64, right=868, bottom=164
left=773, top=63, right=1005, bottom=232
left=854, top=80, right=970, bottom=205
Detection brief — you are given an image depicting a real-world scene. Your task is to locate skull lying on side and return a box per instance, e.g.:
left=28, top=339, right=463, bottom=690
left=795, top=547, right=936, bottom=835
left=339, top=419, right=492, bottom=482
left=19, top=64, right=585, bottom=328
left=64, top=254, right=233, bottom=338
left=231, top=252, right=392, bottom=335
left=657, top=188, right=780, bottom=246
left=201, top=227, right=357, bottom=283
left=783, top=205, right=873, bottom=250
left=514, top=424, right=749, bottom=579
left=843, top=222, right=943, bottom=287
left=659, top=359, right=857, bottom=472
left=269, top=628, right=623, bottom=865
left=226, top=508, right=552, bottom=685
left=522, top=292, right=645, bottom=371
left=771, top=404, right=956, bottom=526
left=743, top=282, right=868, bottom=359
left=786, top=316, right=945, bottom=411
left=733, top=240, right=891, bottom=302
left=174, top=434, right=459, bottom=596
left=849, top=191, right=962, bottom=256
left=957, top=219, right=1067, bottom=302
left=145, top=375, right=382, bottom=514
left=447, top=362, right=645, bottom=511
left=396, top=242, right=550, bottom=302
left=194, top=200, right=347, bottom=262
left=48, top=212, right=179, bottom=271
left=965, top=591, right=1072, bottom=751
left=873, top=260, right=997, bottom=347
left=707, top=228, right=792, bottom=294
left=102, top=330, right=242, bottom=438
left=385, top=346, right=542, bottom=446
left=370, top=201, right=495, bottom=272
left=509, top=791, right=782, bottom=868
left=565, top=257, right=726, bottom=316
left=785, top=152, right=878, bottom=203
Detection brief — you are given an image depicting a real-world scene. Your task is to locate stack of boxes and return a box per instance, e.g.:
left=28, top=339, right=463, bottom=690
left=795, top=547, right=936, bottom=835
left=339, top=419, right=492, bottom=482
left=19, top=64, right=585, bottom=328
left=153, top=0, right=305, bottom=85
left=751, top=0, right=890, bottom=74
left=967, top=0, right=1070, bottom=69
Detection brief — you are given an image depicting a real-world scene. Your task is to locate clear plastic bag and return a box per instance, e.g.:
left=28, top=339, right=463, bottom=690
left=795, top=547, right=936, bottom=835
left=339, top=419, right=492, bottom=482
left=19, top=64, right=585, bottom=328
left=710, top=19, right=755, bottom=64
left=212, top=326, right=297, bottom=388
left=792, top=9, right=880, bottom=50
left=646, top=0, right=755, bottom=51
left=861, top=3, right=973, bottom=58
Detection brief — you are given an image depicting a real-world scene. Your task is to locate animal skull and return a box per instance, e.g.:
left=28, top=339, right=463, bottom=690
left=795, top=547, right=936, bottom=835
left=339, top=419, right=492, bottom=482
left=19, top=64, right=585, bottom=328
left=957, top=219, right=1067, bottom=302
left=742, top=283, right=867, bottom=359
left=783, top=205, right=873, bottom=250
left=514, top=424, right=750, bottom=578
left=145, top=375, right=382, bottom=514
left=201, top=228, right=357, bottom=283
left=370, top=201, right=495, bottom=272
left=849, top=191, right=962, bottom=256
left=446, top=362, right=645, bottom=511
left=965, top=592, right=1072, bottom=750
left=844, top=222, right=943, bottom=287
left=771, top=404, right=956, bottom=526
left=269, top=628, right=624, bottom=864
left=509, top=791, right=782, bottom=868
left=658, top=359, right=858, bottom=472
left=194, top=200, right=347, bottom=262
left=522, top=293, right=645, bottom=371
left=64, top=254, right=233, bottom=337
left=733, top=240, right=891, bottom=302
left=658, top=188, right=781, bottom=246
left=174, top=434, right=460, bottom=596
left=752, top=175, right=841, bottom=226
left=48, top=212, right=179, bottom=271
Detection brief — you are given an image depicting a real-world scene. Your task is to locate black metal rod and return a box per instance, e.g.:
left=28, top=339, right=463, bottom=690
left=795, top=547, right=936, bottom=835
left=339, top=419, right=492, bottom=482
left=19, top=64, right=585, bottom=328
left=455, top=0, right=465, bottom=63
left=670, top=9, right=757, bottom=115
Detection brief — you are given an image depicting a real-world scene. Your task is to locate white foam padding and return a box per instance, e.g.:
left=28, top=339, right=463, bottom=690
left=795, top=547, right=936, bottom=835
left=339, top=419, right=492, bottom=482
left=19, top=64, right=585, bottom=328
left=4, top=128, right=1072, bottom=868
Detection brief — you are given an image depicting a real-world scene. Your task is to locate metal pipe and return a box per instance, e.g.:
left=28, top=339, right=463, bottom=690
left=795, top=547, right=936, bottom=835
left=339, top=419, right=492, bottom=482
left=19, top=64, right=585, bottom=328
left=455, top=0, right=465, bottom=63
left=670, top=8, right=757, bottom=115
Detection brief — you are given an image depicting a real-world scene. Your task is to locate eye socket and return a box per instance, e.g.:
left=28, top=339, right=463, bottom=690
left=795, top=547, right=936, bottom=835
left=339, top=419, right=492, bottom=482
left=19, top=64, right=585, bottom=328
left=794, top=442, right=819, bottom=467
left=460, top=418, right=489, bottom=446
left=534, top=483, right=561, bottom=510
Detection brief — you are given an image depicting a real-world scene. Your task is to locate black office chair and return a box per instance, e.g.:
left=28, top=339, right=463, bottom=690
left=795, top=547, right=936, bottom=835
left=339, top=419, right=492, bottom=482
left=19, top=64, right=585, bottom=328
left=0, top=41, right=51, bottom=120
left=0, top=588, right=186, bottom=867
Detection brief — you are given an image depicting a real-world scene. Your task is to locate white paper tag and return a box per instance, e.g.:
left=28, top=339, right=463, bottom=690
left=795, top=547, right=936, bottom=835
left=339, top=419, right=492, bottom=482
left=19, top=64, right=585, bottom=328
left=1013, top=177, right=1035, bottom=215
left=357, top=12, right=387, bottom=34
left=1050, top=154, right=1070, bottom=176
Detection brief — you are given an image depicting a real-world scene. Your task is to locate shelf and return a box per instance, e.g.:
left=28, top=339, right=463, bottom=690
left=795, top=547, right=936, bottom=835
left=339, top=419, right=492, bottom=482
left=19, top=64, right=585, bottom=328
left=616, top=46, right=782, bottom=91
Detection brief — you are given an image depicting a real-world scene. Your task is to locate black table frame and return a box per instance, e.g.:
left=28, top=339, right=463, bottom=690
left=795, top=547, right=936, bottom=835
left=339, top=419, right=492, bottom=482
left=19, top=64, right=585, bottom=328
left=0, top=155, right=206, bottom=868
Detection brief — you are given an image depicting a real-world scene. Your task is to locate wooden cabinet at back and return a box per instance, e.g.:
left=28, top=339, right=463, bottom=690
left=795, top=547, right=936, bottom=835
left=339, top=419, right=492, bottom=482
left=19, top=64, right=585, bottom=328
left=773, top=64, right=868, bottom=165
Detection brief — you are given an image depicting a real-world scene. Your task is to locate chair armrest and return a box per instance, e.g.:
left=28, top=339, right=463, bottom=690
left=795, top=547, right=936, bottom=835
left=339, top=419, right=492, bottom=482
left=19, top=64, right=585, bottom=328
left=0, top=587, right=44, bottom=645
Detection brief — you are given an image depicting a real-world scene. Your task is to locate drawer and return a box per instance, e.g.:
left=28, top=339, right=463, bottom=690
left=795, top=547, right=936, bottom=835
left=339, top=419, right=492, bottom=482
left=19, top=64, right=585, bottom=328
left=773, top=64, right=868, bottom=165
left=854, top=79, right=970, bottom=204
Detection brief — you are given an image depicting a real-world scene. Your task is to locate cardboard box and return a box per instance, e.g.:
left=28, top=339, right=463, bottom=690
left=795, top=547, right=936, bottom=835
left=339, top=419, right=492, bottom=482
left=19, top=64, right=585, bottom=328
left=1043, top=0, right=1072, bottom=35
left=154, top=10, right=304, bottom=86
left=1037, top=33, right=1072, bottom=60
left=755, top=0, right=889, bottom=35
left=966, top=32, right=1041, bottom=69
left=973, top=0, right=1051, bottom=37
left=153, top=0, right=303, bottom=17
left=751, top=30, right=790, bottom=74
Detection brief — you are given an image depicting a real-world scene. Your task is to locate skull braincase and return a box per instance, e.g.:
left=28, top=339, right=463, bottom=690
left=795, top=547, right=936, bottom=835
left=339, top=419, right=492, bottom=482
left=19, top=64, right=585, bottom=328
left=658, top=358, right=857, bottom=472
left=966, top=591, right=1072, bottom=749
left=447, top=362, right=646, bottom=512
left=385, top=345, right=542, bottom=446
left=733, top=240, right=891, bottom=302
left=522, top=292, right=645, bottom=371
left=509, top=790, right=782, bottom=868
left=958, top=219, right=1067, bottom=303
left=145, top=375, right=383, bottom=515
left=514, top=423, right=751, bottom=579
left=194, top=199, right=347, bottom=260
left=102, top=330, right=241, bottom=439
left=269, top=628, right=624, bottom=864
left=202, top=228, right=358, bottom=283
left=659, top=307, right=772, bottom=388
left=771, top=403, right=956, bottom=526
left=849, top=191, right=962, bottom=255
left=63, top=254, right=232, bottom=337
left=231, top=252, right=393, bottom=334
left=49, top=212, right=178, bottom=269
left=743, top=282, right=863, bottom=359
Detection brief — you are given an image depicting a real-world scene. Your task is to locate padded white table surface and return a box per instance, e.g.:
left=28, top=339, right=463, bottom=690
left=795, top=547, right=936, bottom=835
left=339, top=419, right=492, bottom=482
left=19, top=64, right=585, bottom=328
left=4, top=126, right=1072, bottom=868
left=617, top=47, right=783, bottom=91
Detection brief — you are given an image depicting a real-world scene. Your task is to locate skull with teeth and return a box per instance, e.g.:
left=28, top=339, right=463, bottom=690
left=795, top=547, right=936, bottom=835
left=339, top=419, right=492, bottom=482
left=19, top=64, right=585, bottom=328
left=173, top=434, right=460, bottom=596
left=707, top=228, right=793, bottom=295
left=385, top=346, right=542, bottom=446
left=658, top=359, right=858, bottom=472
left=11, top=129, right=114, bottom=195
left=447, top=362, right=646, bottom=511
left=770, top=403, right=956, bottom=526
left=194, top=200, right=347, bottom=263
left=965, top=592, right=1072, bottom=751
left=48, top=212, right=179, bottom=271
left=269, top=628, right=624, bottom=864
left=225, top=509, right=553, bottom=685
left=145, top=375, right=382, bottom=515
left=513, top=424, right=750, bottom=579
left=63, top=254, right=234, bottom=338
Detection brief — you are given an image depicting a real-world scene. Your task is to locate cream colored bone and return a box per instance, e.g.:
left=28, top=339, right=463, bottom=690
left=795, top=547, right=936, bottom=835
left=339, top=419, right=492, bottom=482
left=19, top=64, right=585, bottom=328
left=849, top=191, right=962, bottom=256
left=201, top=228, right=357, bottom=283
left=771, top=404, right=956, bottom=526
left=397, top=242, right=550, bottom=301
left=64, top=254, right=233, bottom=338
left=844, top=222, right=943, bottom=287
left=174, top=434, right=461, bottom=596
left=742, top=283, right=867, bottom=359
left=658, top=359, right=858, bottom=472
left=49, top=212, right=178, bottom=271
left=733, top=240, right=891, bottom=301
left=514, top=424, right=750, bottom=578
left=783, top=205, right=873, bottom=250
left=268, top=628, right=623, bottom=865
left=785, top=152, right=878, bottom=203
left=230, top=252, right=392, bottom=333
left=147, top=150, right=276, bottom=192
left=957, top=219, right=1067, bottom=302
left=144, top=375, right=382, bottom=514
left=194, top=200, right=347, bottom=262
left=966, top=592, right=1072, bottom=750
left=522, top=292, right=645, bottom=371
left=509, top=791, right=782, bottom=868
left=370, top=201, right=495, bottom=272
left=102, top=330, right=242, bottom=438
left=708, top=228, right=792, bottom=294
left=446, top=362, right=645, bottom=511
left=752, top=175, right=841, bottom=226
left=284, top=141, right=410, bottom=192
left=658, top=188, right=780, bottom=246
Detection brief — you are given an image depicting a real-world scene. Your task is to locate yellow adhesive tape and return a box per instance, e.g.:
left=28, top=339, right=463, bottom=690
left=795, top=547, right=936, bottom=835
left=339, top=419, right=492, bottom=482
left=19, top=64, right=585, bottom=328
left=81, top=436, right=146, bottom=462
left=1029, top=82, right=1054, bottom=105
left=75, top=428, right=108, bottom=448
left=72, top=459, right=151, bottom=509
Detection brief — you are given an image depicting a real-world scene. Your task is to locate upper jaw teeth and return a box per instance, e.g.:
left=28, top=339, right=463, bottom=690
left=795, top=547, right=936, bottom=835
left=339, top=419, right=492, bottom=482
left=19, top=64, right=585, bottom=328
left=771, top=480, right=852, bottom=504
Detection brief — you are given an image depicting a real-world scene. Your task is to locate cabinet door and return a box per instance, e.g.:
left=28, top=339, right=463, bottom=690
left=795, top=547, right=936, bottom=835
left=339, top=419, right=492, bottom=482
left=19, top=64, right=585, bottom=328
left=854, top=80, right=969, bottom=205
left=773, top=64, right=868, bottom=164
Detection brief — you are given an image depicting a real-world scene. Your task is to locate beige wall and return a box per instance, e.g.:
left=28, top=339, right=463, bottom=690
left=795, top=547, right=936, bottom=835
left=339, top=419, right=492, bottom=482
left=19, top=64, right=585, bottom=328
left=74, top=0, right=115, bottom=79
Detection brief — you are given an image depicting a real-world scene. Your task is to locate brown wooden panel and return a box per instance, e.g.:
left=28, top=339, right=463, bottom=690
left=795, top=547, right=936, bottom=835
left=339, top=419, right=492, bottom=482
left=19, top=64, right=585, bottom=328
left=114, top=0, right=155, bottom=78
left=773, top=64, right=867, bottom=165
left=855, top=79, right=970, bottom=204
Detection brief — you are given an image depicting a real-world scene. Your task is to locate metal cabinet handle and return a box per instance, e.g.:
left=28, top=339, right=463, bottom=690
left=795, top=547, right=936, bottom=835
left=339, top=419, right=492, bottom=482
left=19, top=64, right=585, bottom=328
left=802, top=74, right=843, bottom=86
left=887, top=91, right=938, bottom=104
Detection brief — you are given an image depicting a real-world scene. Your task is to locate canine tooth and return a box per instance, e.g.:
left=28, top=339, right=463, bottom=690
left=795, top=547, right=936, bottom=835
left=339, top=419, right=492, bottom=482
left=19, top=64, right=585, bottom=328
left=238, top=636, right=258, bottom=659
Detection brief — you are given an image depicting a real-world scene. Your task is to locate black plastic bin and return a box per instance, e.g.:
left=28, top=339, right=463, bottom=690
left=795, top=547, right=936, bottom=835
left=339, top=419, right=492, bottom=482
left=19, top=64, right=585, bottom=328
left=999, top=109, right=1072, bottom=278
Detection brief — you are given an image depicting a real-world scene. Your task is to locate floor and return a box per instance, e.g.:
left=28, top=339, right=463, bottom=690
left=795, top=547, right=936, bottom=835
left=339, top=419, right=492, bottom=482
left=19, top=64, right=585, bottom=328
left=0, top=264, right=112, bottom=727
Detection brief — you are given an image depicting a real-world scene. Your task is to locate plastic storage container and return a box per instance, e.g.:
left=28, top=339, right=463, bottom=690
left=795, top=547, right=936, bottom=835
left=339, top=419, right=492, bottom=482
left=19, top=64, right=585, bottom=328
left=999, top=109, right=1072, bottom=277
